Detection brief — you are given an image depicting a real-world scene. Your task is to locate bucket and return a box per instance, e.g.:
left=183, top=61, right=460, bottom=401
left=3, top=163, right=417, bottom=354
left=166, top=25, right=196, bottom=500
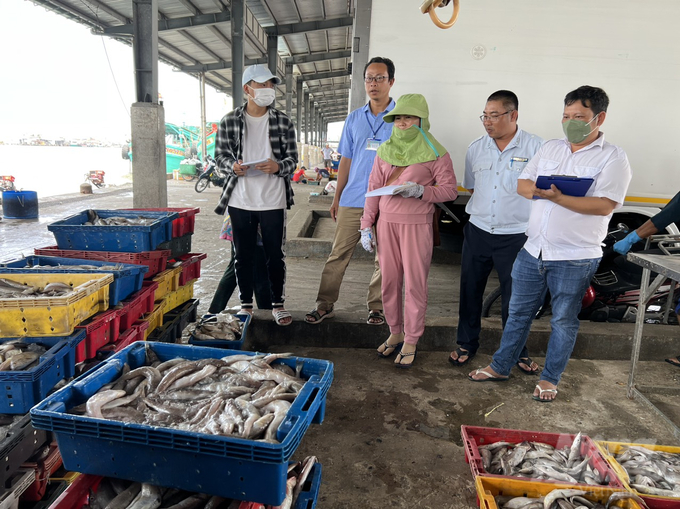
left=2, top=190, right=39, bottom=219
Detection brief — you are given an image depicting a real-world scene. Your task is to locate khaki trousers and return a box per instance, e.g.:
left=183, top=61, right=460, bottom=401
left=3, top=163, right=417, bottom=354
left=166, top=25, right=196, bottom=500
left=315, top=206, right=382, bottom=311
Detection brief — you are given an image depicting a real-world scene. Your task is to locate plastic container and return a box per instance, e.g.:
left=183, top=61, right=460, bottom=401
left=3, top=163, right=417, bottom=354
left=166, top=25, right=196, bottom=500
left=47, top=210, right=178, bottom=252
left=2, top=190, right=38, bottom=219
left=147, top=299, right=199, bottom=343
left=0, top=413, right=49, bottom=487
left=74, top=309, right=120, bottom=363
left=171, top=253, right=207, bottom=286
left=0, top=469, right=34, bottom=509
left=156, top=233, right=192, bottom=258
left=0, top=273, right=112, bottom=337
left=116, top=281, right=158, bottom=333
left=0, top=255, right=147, bottom=305
left=23, top=480, right=68, bottom=509
left=596, top=440, right=680, bottom=508
left=189, top=313, right=249, bottom=350
left=158, top=279, right=195, bottom=314
left=134, top=303, right=164, bottom=340
left=475, top=476, right=642, bottom=509
left=110, top=322, right=149, bottom=354
left=151, top=266, right=182, bottom=302
left=165, top=299, right=199, bottom=335
left=30, top=342, right=334, bottom=506
left=124, top=207, right=200, bottom=238
left=0, top=331, right=86, bottom=414
left=461, top=425, right=624, bottom=490
left=20, top=442, right=63, bottom=501
left=34, top=246, right=170, bottom=280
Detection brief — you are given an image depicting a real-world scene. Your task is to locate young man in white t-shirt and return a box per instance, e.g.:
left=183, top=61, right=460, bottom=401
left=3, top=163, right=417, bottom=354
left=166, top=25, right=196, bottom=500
left=214, top=64, right=298, bottom=326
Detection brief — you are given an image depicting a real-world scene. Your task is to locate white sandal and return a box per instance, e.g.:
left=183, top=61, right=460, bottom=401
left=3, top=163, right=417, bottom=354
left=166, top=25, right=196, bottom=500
left=532, top=384, right=558, bottom=403
left=272, top=308, right=292, bottom=326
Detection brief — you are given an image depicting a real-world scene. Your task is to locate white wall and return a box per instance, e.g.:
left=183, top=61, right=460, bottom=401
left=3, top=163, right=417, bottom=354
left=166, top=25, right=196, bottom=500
left=369, top=0, right=680, bottom=201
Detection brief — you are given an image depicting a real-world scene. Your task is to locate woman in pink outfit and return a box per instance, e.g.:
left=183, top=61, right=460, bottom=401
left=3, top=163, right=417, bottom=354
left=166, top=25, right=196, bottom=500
left=360, top=94, right=458, bottom=368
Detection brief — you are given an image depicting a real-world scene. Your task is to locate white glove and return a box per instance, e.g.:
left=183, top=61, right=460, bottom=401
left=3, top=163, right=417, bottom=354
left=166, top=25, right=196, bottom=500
left=360, top=228, right=375, bottom=253
left=396, top=181, right=424, bottom=199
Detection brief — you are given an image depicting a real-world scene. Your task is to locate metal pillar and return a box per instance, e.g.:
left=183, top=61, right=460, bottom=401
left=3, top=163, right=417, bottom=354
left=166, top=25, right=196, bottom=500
left=350, top=0, right=372, bottom=112
left=296, top=80, right=303, bottom=142
left=267, top=34, right=278, bottom=76
left=132, top=0, right=158, bottom=103
left=199, top=73, right=207, bottom=161
left=231, top=0, right=245, bottom=108
left=311, top=103, right=316, bottom=146
left=317, top=112, right=322, bottom=146
left=285, top=63, right=293, bottom=119
left=304, top=92, right=311, bottom=145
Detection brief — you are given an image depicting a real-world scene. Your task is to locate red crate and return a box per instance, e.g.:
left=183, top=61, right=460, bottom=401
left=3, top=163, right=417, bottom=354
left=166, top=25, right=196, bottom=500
left=116, top=281, right=158, bottom=333
left=461, top=425, right=624, bottom=490
left=124, top=207, right=200, bottom=238
left=20, top=442, right=63, bottom=501
left=34, top=246, right=171, bottom=280
left=74, top=309, right=120, bottom=362
left=48, top=473, right=103, bottom=508
left=171, top=253, right=207, bottom=286
left=111, top=321, right=149, bottom=353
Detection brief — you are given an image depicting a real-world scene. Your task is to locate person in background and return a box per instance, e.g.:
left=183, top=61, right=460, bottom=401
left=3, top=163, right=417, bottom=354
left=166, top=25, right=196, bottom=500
left=322, top=143, right=334, bottom=170
left=468, top=86, right=632, bottom=402
left=292, top=166, right=308, bottom=184
left=305, top=56, right=396, bottom=326
left=450, top=90, right=543, bottom=374
left=214, top=64, right=298, bottom=326
left=360, top=94, right=457, bottom=367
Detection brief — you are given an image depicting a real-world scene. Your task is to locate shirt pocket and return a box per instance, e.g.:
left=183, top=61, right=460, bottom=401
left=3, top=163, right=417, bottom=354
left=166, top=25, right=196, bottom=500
left=573, top=165, right=602, bottom=178
left=536, top=159, right=561, bottom=175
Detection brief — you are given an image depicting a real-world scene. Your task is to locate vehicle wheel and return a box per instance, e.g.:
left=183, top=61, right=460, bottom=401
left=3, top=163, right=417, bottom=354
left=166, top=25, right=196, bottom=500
left=481, top=286, right=502, bottom=318
left=182, top=173, right=196, bottom=182
left=195, top=175, right=210, bottom=193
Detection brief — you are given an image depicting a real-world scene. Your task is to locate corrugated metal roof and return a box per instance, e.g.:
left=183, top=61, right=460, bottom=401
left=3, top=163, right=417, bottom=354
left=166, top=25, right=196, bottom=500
left=29, top=0, right=353, bottom=123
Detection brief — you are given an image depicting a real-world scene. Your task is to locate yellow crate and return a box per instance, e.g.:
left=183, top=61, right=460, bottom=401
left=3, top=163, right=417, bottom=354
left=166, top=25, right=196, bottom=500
left=476, top=476, right=642, bottom=509
left=136, top=303, right=164, bottom=340
left=596, top=440, right=680, bottom=506
left=48, top=471, right=80, bottom=484
left=159, top=279, right=196, bottom=315
left=152, top=266, right=182, bottom=302
left=0, top=273, right=112, bottom=337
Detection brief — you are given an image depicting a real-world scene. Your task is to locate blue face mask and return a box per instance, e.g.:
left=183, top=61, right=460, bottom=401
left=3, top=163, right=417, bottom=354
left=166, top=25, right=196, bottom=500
left=562, top=113, right=600, bottom=143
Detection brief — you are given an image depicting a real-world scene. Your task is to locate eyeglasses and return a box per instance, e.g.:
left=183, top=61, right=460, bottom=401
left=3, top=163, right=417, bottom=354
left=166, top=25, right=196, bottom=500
left=479, top=111, right=513, bottom=122
left=364, top=76, right=389, bottom=83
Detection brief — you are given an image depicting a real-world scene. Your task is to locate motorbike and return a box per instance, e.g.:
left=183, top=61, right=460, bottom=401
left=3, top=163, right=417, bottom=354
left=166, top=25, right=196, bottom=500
left=481, top=223, right=680, bottom=324
left=181, top=158, right=206, bottom=182
left=1, top=175, right=16, bottom=191
left=194, top=156, right=227, bottom=193
left=84, top=170, right=105, bottom=188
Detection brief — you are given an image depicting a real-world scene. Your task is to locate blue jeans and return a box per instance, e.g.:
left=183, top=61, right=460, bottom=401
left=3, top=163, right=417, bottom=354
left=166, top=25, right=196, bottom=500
left=490, top=249, right=600, bottom=385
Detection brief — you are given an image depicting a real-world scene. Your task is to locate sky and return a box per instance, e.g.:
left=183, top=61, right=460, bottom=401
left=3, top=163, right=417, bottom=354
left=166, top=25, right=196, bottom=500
left=0, top=0, right=344, bottom=144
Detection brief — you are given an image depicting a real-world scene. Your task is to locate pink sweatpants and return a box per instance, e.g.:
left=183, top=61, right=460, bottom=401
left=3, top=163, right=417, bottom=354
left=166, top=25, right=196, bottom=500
left=376, top=220, right=433, bottom=345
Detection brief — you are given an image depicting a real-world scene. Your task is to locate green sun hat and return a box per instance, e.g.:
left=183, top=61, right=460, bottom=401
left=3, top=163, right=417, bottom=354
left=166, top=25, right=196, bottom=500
left=383, top=93, right=430, bottom=124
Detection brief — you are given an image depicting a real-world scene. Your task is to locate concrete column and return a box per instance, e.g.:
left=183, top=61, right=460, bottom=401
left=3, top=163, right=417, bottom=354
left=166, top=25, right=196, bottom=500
left=199, top=73, right=207, bottom=160
left=132, top=0, right=158, bottom=103
left=350, top=0, right=372, bottom=112
left=296, top=80, right=303, bottom=142
left=131, top=103, right=167, bottom=207
left=311, top=103, right=316, bottom=147
left=285, top=62, right=293, bottom=119
left=267, top=34, right=278, bottom=76
left=231, top=0, right=245, bottom=108
left=317, top=112, right=322, bottom=146
left=304, top=92, right=311, bottom=167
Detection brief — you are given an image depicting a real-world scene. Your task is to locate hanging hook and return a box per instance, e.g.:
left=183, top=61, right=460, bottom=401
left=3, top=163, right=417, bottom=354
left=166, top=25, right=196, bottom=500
left=420, top=0, right=460, bottom=29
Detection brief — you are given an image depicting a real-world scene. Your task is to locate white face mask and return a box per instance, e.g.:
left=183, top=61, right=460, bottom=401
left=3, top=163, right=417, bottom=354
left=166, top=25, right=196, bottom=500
left=248, top=87, right=276, bottom=107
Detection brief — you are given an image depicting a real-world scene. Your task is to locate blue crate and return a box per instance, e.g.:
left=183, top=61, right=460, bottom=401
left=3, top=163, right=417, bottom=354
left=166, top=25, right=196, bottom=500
left=294, top=462, right=322, bottom=509
left=188, top=313, right=250, bottom=350
left=0, top=331, right=86, bottom=414
left=0, top=255, right=147, bottom=305
left=47, top=210, right=178, bottom=253
left=30, top=342, right=333, bottom=506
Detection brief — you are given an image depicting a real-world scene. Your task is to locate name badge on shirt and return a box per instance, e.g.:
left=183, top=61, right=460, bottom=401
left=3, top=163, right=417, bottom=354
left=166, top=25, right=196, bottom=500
left=366, top=138, right=381, bottom=151
left=510, top=157, right=529, bottom=168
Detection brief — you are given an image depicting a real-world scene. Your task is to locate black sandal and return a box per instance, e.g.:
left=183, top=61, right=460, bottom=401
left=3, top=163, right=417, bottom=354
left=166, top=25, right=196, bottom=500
left=665, top=356, right=680, bottom=368
left=516, top=357, right=540, bottom=375
left=367, top=310, right=385, bottom=325
left=448, top=347, right=475, bottom=367
left=304, top=308, right=335, bottom=324
left=395, top=349, right=417, bottom=369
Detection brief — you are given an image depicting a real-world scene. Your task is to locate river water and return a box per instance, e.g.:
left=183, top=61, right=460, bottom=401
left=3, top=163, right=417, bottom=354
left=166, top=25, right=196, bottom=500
left=0, top=145, right=132, bottom=198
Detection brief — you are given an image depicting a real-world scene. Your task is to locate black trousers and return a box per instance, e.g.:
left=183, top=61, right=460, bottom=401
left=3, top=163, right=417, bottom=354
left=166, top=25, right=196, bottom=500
left=457, top=222, right=529, bottom=357
left=228, top=206, right=286, bottom=306
left=207, top=242, right=272, bottom=313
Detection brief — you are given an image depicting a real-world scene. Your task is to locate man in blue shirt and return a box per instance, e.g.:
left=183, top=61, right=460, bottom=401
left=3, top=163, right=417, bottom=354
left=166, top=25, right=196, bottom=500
left=450, top=90, right=543, bottom=371
left=305, top=57, right=396, bottom=325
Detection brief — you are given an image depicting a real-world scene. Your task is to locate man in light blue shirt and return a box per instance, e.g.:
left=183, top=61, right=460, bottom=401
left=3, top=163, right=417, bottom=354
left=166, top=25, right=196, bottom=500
left=305, top=57, right=396, bottom=325
left=449, top=90, right=543, bottom=372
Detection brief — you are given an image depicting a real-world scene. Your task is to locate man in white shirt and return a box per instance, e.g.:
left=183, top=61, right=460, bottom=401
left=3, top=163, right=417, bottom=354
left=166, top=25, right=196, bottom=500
left=468, top=86, right=632, bottom=402
left=322, top=144, right=334, bottom=170
left=449, top=91, right=543, bottom=374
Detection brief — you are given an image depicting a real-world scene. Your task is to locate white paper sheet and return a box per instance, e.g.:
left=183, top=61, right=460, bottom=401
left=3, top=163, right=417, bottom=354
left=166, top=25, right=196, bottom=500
left=240, top=159, right=268, bottom=177
left=365, top=183, right=416, bottom=198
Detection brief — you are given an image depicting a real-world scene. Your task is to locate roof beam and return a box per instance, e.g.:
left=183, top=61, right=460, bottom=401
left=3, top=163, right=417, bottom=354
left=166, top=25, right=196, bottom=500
left=102, top=10, right=231, bottom=35
left=180, top=56, right=266, bottom=73
left=298, top=69, right=349, bottom=82
left=79, top=0, right=129, bottom=24
left=285, top=49, right=351, bottom=65
left=306, top=84, right=350, bottom=94
left=265, top=16, right=353, bottom=36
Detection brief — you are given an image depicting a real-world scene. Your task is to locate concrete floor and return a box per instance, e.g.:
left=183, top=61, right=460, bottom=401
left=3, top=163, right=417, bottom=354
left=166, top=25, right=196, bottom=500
left=2, top=179, right=680, bottom=508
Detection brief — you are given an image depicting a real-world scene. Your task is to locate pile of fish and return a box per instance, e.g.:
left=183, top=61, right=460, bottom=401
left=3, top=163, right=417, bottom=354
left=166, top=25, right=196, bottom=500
left=75, top=456, right=316, bottom=509
left=24, top=262, right=125, bottom=271
left=191, top=313, right=244, bottom=342
left=494, top=489, right=647, bottom=508
left=85, top=210, right=157, bottom=226
left=0, top=278, right=73, bottom=298
left=75, top=348, right=305, bottom=442
left=0, top=340, right=47, bottom=371
left=479, top=433, right=608, bottom=485
left=613, top=445, right=680, bottom=497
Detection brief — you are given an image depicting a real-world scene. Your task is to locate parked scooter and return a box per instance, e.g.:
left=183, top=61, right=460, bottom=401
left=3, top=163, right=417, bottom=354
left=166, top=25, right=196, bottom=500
left=194, top=155, right=226, bottom=193
left=84, top=170, right=105, bottom=188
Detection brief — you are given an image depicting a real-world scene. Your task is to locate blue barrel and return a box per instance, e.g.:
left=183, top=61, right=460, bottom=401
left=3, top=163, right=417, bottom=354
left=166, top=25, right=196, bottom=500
left=2, top=191, right=39, bottom=219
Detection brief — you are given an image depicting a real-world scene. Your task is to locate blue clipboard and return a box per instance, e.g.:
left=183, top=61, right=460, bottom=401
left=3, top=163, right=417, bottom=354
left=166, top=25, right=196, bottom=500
left=535, top=175, right=594, bottom=197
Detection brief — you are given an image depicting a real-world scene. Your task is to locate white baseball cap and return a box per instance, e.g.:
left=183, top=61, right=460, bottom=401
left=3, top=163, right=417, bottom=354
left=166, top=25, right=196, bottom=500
left=242, top=64, right=281, bottom=86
